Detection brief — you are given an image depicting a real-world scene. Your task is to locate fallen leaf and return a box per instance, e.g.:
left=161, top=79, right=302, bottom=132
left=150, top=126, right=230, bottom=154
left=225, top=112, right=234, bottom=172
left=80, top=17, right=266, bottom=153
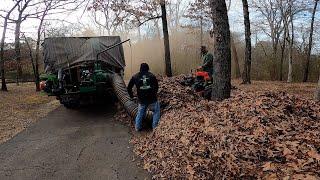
left=283, top=147, right=293, bottom=156
left=262, top=162, right=276, bottom=171
left=307, top=150, right=320, bottom=161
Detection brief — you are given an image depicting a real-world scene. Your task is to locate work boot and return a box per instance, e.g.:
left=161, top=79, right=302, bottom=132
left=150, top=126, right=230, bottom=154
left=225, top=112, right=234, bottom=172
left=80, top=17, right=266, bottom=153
left=135, top=127, right=142, bottom=132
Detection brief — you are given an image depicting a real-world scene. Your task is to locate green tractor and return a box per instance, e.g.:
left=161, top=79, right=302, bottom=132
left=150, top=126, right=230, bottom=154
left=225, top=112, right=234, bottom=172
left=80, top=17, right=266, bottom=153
left=40, top=36, right=149, bottom=120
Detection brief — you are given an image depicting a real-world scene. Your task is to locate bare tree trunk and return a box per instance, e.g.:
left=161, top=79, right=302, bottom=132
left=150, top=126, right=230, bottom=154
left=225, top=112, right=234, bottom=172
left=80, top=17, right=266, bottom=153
left=287, top=45, right=293, bottom=82
left=15, top=19, right=22, bottom=85
left=12, top=1, right=32, bottom=84
left=34, top=15, right=46, bottom=91
left=271, top=46, right=278, bottom=80
left=242, top=0, right=252, bottom=84
left=279, top=31, right=287, bottom=81
left=279, top=0, right=289, bottom=82
left=315, top=74, right=320, bottom=101
left=200, top=17, right=203, bottom=46
left=174, top=0, right=181, bottom=29
left=155, top=19, right=161, bottom=39
left=210, top=0, right=231, bottom=100
left=0, top=18, right=9, bottom=91
left=23, top=34, right=37, bottom=82
left=287, top=10, right=294, bottom=83
left=0, top=2, right=20, bottom=91
left=303, top=0, right=318, bottom=82
left=161, top=1, right=172, bottom=77
left=231, top=37, right=241, bottom=78
left=137, top=26, right=142, bottom=41
left=271, top=31, right=280, bottom=80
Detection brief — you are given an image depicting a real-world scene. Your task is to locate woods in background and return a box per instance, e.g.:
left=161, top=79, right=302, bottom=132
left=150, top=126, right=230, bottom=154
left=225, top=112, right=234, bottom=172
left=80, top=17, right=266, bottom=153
left=0, top=0, right=319, bottom=100
left=0, top=0, right=85, bottom=91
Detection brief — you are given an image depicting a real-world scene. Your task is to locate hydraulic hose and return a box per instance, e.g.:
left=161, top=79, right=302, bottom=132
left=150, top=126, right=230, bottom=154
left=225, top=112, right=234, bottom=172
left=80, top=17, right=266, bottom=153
left=110, top=73, right=152, bottom=121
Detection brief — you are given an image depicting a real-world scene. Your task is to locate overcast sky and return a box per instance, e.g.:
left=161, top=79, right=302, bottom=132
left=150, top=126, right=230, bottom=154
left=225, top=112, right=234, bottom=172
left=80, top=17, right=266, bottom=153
left=0, top=0, right=246, bottom=42
left=1, top=0, right=320, bottom=53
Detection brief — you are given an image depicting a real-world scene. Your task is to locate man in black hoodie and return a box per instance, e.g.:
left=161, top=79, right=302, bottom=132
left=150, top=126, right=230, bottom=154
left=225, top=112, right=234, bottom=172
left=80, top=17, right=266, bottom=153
left=127, top=63, right=160, bottom=131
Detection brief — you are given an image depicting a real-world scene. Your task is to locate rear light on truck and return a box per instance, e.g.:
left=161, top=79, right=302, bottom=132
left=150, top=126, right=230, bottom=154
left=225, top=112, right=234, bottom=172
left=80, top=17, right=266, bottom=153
left=40, top=81, right=46, bottom=90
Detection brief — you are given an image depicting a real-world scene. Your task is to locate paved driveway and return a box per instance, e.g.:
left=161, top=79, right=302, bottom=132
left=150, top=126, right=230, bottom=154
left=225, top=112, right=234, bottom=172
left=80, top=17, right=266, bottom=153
left=0, top=105, right=149, bottom=180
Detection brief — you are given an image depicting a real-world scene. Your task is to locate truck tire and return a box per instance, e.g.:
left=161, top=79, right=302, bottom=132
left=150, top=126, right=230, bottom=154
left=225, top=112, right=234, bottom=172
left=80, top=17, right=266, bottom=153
left=62, top=99, right=80, bottom=109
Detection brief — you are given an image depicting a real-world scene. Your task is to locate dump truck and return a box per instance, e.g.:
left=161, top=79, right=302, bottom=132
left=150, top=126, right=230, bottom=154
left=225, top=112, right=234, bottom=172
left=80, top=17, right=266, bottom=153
left=40, top=36, right=151, bottom=120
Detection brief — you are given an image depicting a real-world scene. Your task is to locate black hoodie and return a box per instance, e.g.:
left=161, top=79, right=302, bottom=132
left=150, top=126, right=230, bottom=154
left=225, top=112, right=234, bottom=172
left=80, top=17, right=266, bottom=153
left=127, top=65, right=159, bottom=105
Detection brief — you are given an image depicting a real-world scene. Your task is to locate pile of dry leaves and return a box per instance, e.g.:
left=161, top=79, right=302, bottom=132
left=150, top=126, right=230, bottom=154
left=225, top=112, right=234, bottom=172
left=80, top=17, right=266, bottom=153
left=117, top=76, right=320, bottom=179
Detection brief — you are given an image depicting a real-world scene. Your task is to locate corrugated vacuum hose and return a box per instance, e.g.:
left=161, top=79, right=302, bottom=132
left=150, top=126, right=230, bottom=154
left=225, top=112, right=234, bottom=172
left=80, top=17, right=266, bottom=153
left=110, top=74, right=153, bottom=123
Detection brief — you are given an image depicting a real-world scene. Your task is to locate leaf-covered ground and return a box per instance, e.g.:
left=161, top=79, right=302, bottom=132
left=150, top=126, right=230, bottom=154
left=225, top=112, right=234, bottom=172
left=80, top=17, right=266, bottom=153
left=0, top=83, right=60, bottom=144
left=116, top=76, right=320, bottom=179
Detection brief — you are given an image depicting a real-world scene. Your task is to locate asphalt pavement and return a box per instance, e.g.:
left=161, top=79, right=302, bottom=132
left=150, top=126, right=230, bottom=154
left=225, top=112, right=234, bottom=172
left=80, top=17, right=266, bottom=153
left=0, top=105, right=150, bottom=180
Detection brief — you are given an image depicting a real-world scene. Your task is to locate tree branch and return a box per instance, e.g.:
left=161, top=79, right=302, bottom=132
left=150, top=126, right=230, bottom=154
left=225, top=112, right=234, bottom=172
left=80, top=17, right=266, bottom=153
left=138, top=16, right=162, bottom=27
